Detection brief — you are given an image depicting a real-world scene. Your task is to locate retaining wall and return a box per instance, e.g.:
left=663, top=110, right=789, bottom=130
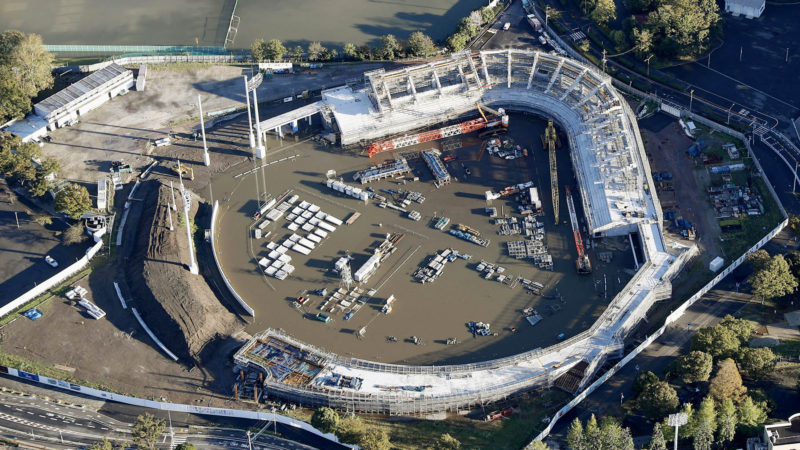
left=0, top=228, right=106, bottom=319
left=210, top=201, right=254, bottom=316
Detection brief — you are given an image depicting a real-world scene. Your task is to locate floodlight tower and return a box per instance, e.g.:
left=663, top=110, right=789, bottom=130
left=178, top=161, right=199, bottom=275
left=243, top=75, right=256, bottom=148
left=340, top=260, right=353, bottom=291
left=668, top=412, right=688, bottom=450
left=252, top=83, right=266, bottom=159
left=197, top=95, right=210, bottom=166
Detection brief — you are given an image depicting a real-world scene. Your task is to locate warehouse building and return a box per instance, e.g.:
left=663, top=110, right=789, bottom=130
left=34, top=63, right=134, bottom=129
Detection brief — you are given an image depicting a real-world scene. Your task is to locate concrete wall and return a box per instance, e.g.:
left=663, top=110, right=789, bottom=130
left=0, top=228, right=106, bottom=319
left=210, top=201, right=255, bottom=316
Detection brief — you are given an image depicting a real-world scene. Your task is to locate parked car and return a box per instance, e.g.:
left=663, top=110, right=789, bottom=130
left=45, top=255, right=58, bottom=268
left=503, top=22, right=511, bottom=31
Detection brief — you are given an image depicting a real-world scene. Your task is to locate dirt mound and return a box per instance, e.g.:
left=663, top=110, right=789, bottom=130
left=126, top=180, right=237, bottom=361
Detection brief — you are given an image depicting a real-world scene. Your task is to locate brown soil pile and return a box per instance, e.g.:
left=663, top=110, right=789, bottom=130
left=126, top=180, right=237, bottom=361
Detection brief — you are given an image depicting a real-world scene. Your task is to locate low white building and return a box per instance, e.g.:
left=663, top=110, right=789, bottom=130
left=758, top=413, right=800, bottom=449
left=725, top=0, right=765, bottom=18
left=34, top=63, right=134, bottom=129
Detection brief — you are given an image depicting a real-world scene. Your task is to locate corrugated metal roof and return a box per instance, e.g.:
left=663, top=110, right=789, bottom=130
left=35, top=63, right=129, bottom=117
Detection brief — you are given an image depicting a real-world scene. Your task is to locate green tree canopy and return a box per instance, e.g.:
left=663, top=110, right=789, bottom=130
left=649, top=422, right=667, bottom=450
left=343, top=43, right=358, bottom=59
left=54, top=183, right=92, bottom=219
left=335, top=415, right=365, bottom=445
left=308, top=42, right=327, bottom=61
left=567, top=417, right=585, bottom=450
left=747, top=249, right=770, bottom=270
left=378, top=34, right=401, bottom=60
left=709, top=358, right=747, bottom=403
left=638, top=381, right=679, bottom=419
left=435, top=433, right=462, bottom=449
left=87, top=439, right=113, bottom=450
left=264, top=39, right=287, bottom=60
left=291, top=45, right=304, bottom=61
left=311, top=407, right=340, bottom=434
left=719, top=315, right=757, bottom=344
left=174, top=444, right=196, bottom=450
left=737, top=396, right=767, bottom=434
left=737, top=347, right=776, bottom=380
left=407, top=32, right=437, bottom=57
left=447, top=32, right=471, bottom=51
left=748, top=254, right=798, bottom=302
left=647, top=0, right=720, bottom=57
left=250, top=39, right=267, bottom=61
left=717, top=398, right=737, bottom=446
left=633, top=370, right=660, bottom=394
left=131, top=413, right=166, bottom=450
left=0, top=31, right=53, bottom=122
left=591, top=0, right=617, bottom=25
left=567, top=415, right=634, bottom=449
left=691, top=325, right=741, bottom=359
left=358, top=428, right=391, bottom=450
left=676, top=350, right=713, bottom=384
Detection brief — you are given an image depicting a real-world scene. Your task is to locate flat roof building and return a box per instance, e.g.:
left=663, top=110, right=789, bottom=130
left=34, top=63, right=134, bottom=129
left=725, top=0, right=765, bottom=18
left=760, top=413, right=800, bottom=449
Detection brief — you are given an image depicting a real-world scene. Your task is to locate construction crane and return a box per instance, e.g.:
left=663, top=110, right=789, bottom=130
left=541, top=119, right=561, bottom=225
left=367, top=104, right=509, bottom=158
left=565, top=185, right=592, bottom=274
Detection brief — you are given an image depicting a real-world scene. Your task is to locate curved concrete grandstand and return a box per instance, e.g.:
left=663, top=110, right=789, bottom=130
left=236, top=50, right=693, bottom=415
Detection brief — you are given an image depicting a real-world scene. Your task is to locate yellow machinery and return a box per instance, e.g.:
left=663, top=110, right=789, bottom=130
left=171, top=162, right=194, bottom=180
left=541, top=120, right=561, bottom=225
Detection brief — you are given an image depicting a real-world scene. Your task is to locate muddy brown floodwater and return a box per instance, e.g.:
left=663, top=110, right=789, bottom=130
left=211, top=114, right=635, bottom=365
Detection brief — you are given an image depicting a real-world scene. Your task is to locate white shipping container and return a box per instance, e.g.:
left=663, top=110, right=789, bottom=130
left=314, top=228, right=328, bottom=238
left=283, top=264, right=295, bottom=274
left=287, top=223, right=299, bottom=231
left=317, top=221, right=336, bottom=232
left=309, top=218, right=320, bottom=226
left=277, top=253, right=292, bottom=263
left=276, top=245, right=288, bottom=254
left=287, top=194, right=300, bottom=203
left=307, top=233, right=322, bottom=243
left=301, top=223, right=315, bottom=232
left=268, top=250, right=281, bottom=259
left=308, top=204, right=320, bottom=213
left=266, top=241, right=278, bottom=250
left=258, top=257, right=270, bottom=267
left=325, top=215, right=343, bottom=226
left=299, top=201, right=311, bottom=209
left=289, top=233, right=301, bottom=242
left=709, top=256, right=725, bottom=272
left=292, top=243, right=312, bottom=255
left=298, top=238, right=316, bottom=249
left=265, top=266, right=277, bottom=276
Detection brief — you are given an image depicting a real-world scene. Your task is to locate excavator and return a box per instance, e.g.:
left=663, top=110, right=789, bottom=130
left=367, top=103, right=509, bottom=158
left=171, top=162, right=194, bottom=180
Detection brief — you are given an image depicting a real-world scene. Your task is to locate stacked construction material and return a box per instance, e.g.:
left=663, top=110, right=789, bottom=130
left=422, top=151, right=451, bottom=187
left=326, top=179, right=369, bottom=202
left=354, top=158, right=411, bottom=184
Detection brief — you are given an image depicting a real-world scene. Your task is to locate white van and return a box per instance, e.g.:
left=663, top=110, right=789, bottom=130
left=503, top=22, right=511, bottom=31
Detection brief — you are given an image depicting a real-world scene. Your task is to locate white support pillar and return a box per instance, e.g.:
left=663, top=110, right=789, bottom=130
left=480, top=54, right=492, bottom=86
left=406, top=70, right=419, bottom=103
left=577, top=81, right=607, bottom=107
left=457, top=65, right=469, bottom=90
left=370, top=80, right=384, bottom=113
left=307, top=115, right=313, bottom=125
left=291, top=119, right=298, bottom=133
left=545, top=59, right=564, bottom=94
left=507, top=49, right=512, bottom=88
left=197, top=95, right=210, bottom=166
left=560, top=69, right=588, bottom=101
left=252, top=88, right=265, bottom=159
left=381, top=80, right=395, bottom=110
left=432, top=69, right=443, bottom=96
left=527, top=53, right=540, bottom=90
left=243, top=75, right=255, bottom=148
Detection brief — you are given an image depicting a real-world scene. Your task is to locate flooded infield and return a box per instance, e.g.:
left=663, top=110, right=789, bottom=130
left=212, top=114, right=635, bottom=365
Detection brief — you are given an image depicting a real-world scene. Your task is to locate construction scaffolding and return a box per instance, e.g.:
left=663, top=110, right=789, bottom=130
left=542, top=120, right=561, bottom=225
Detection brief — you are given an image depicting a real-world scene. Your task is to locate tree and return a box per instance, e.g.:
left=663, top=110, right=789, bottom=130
left=693, top=419, right=714, bottom=450
left=691, top=325, right=740, bottom=359
left=435, top=433, right=462, bottom=449
left=250, top=39, right=267, bottom=61
left=676, top=350, right=713, bottom=383
left=0, top=31, right=53, bottom=122
left=749, top=254, right=798, bottom=302
left=638, top=381, right=679, bottom=419
left=311, top=407, right=340, bottom=433
left=407, top=32, right=437, bottom=57
left=633, top=28, right=653, bottom=57
left=529, top=442, right=549, bottom=450
left=693, top=396, right=717, bottom=450
left=737, top=347, right=776, bottom=380
left=647, top=0, right=720, bottom=57
left=584, top=414, right=601, bottom=448
left=719, top=315, right=757, bottom=344
left=174, top=445, right=196, bottom=450
left=591, top=0, right=617, bottom=25
left=357, top=45, right=372, bottom=60
left=746, top=249, right=770, bottom=270
left=308, top=42, right=327, bottom=61
left=54, top=183, right=92, bottom=219
left=456, top=17, right=480, bottom=38
left=717, top=398, right=737, bottom=446
left=336, top=416, right=365, bottom=445
left=469, top=10, right=483, bottom=27
left=29, top=157, right=58, bottom=197
left=88, top=439, right=113, bottom=450
left=62, top=224, right=87, bottom=245
left=358, top=428, right=391, bottom=450
left=131, top=413, right=166, bottom=450
left=329, top=49, right=339, bottom=60
left=567, top=417, right=585, bottom=450
left=264, top=39, right=286, bottom=61
left=709, top=359, right=747, bottom=403
left=378, top=34, right=401, bottom=60
left=633, top=370, right=660, bottom=394
left=291, top=45, right=304, bottom=61
left=447, top=32, right=471, bottom=51
left=343, top=43, right=358, bottom=59
left=599, top=417, right=634, bottom=450
left=737, top=396, right=767, bottom=433
left=649, top=422, right=667, bottom=450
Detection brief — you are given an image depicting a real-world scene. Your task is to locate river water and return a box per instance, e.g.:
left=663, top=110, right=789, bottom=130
left=0, top=0, right=486, bottom=49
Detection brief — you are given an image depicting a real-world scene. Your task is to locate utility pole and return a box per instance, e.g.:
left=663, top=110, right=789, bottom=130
left=178, top=161, right=199, bottom=275
left=252, top=86, right=266, bottom=159
left=707, top=52, right=711, bottom=68
left=170, top=181, right=177, bottom=211
left=668, top=413, right=688, bottom=450
left=739, top=46, right=743, bottom=62
left=601, top=49, right=607, bottom=73
left=689, top=89, right=695, bottom=112
left=727, top=103, right=734, bottom=125
left=14, top=211, right=19, bottom=228
left=198, top=95, right=210, bottom=166
left=793, top=160, right=798, bottom=194
left=243, top=75, right=256, bottom=148
left=645, top=54, right=654, bottom=76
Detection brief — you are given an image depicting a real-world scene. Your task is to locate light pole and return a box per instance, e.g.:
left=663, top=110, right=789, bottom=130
left=246, top=430, right=252, bottom=450
left=668, top=412, right=688, bottom=450
left=793, top=160, right=798, bottom=194
left=197, top=94, right=210, bottom=166
left=727, top=103, right=734, bottom=125
left=645, top=54, right=654, bottom=76
left=689, top=89, right=695, bottom=112
left=243, top=75, right=256, bottom=148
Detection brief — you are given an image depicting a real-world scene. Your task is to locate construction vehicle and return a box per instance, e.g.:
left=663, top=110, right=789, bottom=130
left=171, top=162, right=194, bottom=180
left=367, top=103, right=508, bottom=158
left=541, top=120, right=561, bottom=225
left=565, top=186, right=592, bottom=274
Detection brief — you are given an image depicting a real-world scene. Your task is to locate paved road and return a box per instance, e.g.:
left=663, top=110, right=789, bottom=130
left=547, top=284, right=751, bottom=440
left=0, top=376, right=334, bottom=449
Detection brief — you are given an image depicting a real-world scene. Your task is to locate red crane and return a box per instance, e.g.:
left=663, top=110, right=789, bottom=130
left=565, top=185, right=592, bottom=274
